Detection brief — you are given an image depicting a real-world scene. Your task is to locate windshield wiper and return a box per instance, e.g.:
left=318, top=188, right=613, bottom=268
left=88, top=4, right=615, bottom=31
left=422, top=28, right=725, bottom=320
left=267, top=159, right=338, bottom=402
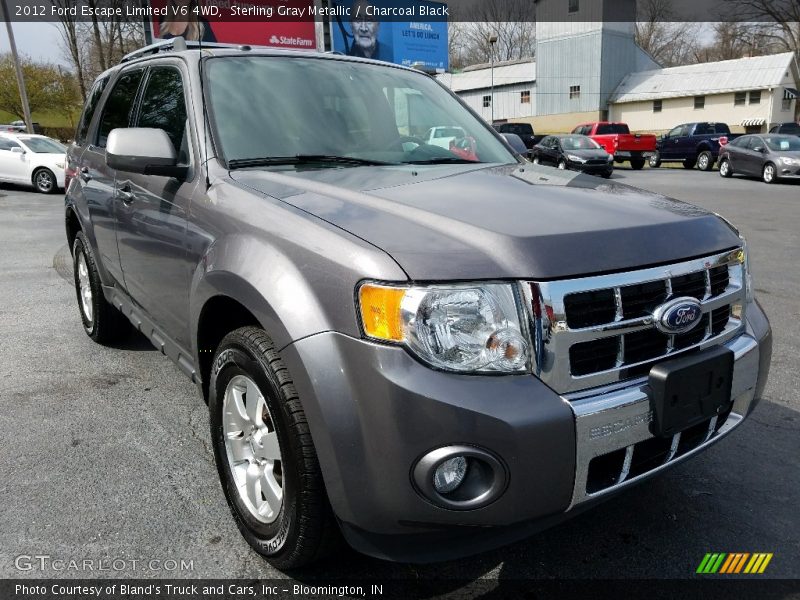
left=228, top=155, right=397, bottom=169
left=405, top=157, right=483, bottom=165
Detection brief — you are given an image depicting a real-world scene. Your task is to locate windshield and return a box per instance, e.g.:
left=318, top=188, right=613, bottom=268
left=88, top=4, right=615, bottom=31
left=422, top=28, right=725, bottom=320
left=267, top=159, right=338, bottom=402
left=20, top=137, right=65, bottom=153
left=596, top=123, right=630, bottom=135
left=560, top=135, right=601, bottom=150
left=206, top=56, right=515, bottom=166
left=764, top=136, right=800, bottom=152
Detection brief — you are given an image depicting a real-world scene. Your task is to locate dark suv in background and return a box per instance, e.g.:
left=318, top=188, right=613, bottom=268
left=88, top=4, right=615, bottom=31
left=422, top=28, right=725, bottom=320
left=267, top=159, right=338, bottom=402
left=650, top=122, right=740, bottom=171
left=64, top=39, right=772, bottom=569
left=493, top=122, right=540, bottom=149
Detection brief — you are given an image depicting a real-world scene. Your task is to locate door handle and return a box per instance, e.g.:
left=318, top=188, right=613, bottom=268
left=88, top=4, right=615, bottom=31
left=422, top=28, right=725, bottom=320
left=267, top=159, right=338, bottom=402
left=79, top=166, right=91, bottom=182
left=117, top=183, right=135, bottom=205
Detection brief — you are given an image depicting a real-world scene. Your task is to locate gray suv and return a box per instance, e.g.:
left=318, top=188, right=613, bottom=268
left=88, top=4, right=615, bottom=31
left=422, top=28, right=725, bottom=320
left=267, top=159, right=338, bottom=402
left=65, top=39, right=772, bottom=569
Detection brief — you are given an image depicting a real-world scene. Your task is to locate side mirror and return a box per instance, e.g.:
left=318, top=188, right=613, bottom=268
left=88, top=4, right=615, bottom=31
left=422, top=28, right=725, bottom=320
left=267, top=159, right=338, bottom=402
left=10, top=147, right=24, bottom=154
left=753, top=145, right=765, bottom=153
left=107, top=128, right=187, bottom=179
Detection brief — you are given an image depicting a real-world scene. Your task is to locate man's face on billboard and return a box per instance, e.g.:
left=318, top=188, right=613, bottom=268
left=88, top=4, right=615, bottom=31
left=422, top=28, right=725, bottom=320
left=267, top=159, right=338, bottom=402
left=351, top=3, right=379, bottom=51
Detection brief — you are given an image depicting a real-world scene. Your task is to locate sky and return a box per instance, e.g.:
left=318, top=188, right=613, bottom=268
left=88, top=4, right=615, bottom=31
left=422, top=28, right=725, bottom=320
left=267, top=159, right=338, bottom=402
left=0, top=23, right=68, bottom=65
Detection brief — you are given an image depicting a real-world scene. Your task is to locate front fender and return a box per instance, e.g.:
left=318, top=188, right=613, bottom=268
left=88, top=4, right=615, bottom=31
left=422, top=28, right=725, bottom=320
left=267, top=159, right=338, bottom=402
left=189, top=231, right=407, bottom=361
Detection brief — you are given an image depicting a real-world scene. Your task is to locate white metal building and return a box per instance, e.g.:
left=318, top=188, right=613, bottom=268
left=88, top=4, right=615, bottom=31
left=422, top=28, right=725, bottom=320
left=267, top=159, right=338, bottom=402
left=608, top=53, right=800, bottom=133
left=437, top=59, right=537, bottom=122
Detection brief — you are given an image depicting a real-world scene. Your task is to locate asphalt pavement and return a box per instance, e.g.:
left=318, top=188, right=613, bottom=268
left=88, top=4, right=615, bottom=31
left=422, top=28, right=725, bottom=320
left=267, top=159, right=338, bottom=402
left=0, top=167, right=798, bottom=585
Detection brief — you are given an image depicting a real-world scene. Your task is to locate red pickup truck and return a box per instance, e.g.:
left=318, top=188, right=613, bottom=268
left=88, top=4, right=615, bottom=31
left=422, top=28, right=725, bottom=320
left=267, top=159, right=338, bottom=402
left=571, top=122, right=657, bottom=170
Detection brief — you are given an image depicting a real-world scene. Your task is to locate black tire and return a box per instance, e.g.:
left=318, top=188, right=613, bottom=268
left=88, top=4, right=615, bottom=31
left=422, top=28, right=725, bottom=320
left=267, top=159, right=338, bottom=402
left=682, top=158, right=696, bottom=169
left=209, top=327, right=338, bottom=570
left=719, top=158, right=733, bottom=178
left=697, top=151, right=714, bottom=171
left=648, top=153, right=661, bottom=168
left=630, top=158, right=645, bottom=170
left=72, top=232, right=129, bottom=343
left=33, top=167, right=57, bottom=194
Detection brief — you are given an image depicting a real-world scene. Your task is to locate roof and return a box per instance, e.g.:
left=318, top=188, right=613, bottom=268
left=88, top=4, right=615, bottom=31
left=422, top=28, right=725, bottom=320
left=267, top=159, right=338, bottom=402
left=436, top=59, right=536, bottom=93
left=611, top=52, right=799, bottom=104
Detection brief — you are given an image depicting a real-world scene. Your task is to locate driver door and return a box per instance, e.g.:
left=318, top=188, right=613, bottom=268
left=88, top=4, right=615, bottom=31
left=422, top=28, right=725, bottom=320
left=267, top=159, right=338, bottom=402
left=0, top=138, right=29, bottom=183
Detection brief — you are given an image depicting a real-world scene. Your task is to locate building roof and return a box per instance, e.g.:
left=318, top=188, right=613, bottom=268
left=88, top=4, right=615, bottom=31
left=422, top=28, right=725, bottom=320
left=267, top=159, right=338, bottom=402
left=436, top=59, right=536, bottom=93
left=611, top=52, right=799, bottom=104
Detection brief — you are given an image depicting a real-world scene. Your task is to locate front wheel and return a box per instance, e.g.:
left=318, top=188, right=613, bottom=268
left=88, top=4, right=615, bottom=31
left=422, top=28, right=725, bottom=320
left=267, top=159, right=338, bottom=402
left=630, top=158, right=645, bottom=170
left=697, top=151, right=714, bottom=171
left=557, top=159, right=567, bottom=170
left=763, top=163, right=778, bottom=184
left=532, top=155, right=540, bottom=165
left=209, top=327, right=338, bottom=569
left=719, top=158, right=733, bottom=178
left=648, top=153, right=662, bottom=168
left=33, top=168, right=57, bottom=194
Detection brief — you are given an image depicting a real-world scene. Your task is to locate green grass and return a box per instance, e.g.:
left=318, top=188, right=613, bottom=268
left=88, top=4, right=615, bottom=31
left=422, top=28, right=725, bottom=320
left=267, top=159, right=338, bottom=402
left=0, top=108, right=79, bottom=128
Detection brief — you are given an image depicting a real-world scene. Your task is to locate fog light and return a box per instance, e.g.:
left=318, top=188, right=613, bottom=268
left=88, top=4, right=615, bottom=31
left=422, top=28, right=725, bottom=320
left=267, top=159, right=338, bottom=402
left=433, top=456, right=468, bottom=494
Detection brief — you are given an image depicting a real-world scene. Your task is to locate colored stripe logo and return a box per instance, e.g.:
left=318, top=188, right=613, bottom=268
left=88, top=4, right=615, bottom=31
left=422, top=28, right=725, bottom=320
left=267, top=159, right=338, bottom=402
left=697, top=553, right=773, bottom=574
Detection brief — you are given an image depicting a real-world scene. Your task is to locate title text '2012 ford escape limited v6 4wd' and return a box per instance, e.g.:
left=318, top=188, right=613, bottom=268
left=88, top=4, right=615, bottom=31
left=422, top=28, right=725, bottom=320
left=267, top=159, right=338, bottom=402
left=65, top=39, right=772, bottom=569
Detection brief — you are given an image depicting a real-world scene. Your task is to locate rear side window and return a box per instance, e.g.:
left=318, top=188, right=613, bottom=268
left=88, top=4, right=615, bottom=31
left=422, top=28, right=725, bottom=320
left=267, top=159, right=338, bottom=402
left=714, top=123, right=730, bottom=134
left=136, top=67, right=188, bottom=162
left=694, top=123, right=712, bottom=135
left=75, top=76, right=109, bottom=146
left=96, top=70, right=144, bottom=148
left=0, top=138, right=22, bottom=151
left=513, top=124, right=533, bottom=135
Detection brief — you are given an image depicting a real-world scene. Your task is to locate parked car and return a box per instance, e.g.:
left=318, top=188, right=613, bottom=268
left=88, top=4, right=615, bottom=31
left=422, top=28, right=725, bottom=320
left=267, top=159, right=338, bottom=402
left=0, top=132, right=66, bottom=193
left=571, top=122, right=656, bottom=169
left=499, top=132, right=529, bottom=158
left=10, top=120, right=44, bottom=134
left=650, top=122, right=741, bottom=171
left=66, top=39, right=771, bottom=569
left=493, top=122, right=541, bottom=150
left=424, top=126, right=467, bottom=150
left=718, top=134, right=800, bottom=183
left=531, top=134, right=613, bottom=177
left=768, top=122, right=800, bottom=136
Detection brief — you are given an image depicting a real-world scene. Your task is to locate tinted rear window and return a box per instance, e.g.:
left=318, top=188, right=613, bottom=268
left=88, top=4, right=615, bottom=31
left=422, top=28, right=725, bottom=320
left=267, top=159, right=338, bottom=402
left=596, top=123, right=630, bottom=135
left=75, top=76, right=109, bottom=146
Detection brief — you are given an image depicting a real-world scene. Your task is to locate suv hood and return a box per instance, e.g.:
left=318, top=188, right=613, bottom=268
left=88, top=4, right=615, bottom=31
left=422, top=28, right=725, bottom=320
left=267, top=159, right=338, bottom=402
left=230, top=164, right=740, bottom=280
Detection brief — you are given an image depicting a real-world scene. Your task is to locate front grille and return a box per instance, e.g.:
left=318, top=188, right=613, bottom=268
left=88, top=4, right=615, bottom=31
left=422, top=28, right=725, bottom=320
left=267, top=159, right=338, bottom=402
left=528, top=248, right=746, bottom=394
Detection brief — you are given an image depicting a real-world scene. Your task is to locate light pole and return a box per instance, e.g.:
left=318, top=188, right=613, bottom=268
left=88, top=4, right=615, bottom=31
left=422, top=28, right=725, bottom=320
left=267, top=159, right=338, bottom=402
left=0, top=0, right=33, bottom=133
left=488, top=35, right=498, bottom=123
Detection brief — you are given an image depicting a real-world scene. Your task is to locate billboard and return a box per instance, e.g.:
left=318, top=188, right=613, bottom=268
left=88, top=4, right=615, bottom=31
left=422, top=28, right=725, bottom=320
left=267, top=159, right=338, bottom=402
left=147, top=0, right=319, bottom=50
left=329, top=0, right=448, bottom=71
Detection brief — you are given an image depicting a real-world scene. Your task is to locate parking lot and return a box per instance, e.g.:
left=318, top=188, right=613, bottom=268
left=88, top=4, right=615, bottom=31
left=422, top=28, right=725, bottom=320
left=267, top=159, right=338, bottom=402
left=0, top=167, right=798, bottom=584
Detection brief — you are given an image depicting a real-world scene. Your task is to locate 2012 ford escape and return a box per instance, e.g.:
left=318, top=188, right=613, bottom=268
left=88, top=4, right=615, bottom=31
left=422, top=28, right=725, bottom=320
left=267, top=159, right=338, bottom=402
left=65, top=39, right=772, bottom=569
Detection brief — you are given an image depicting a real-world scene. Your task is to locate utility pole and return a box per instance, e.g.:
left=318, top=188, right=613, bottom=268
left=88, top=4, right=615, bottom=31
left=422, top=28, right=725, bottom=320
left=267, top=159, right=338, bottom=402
left=0, top=0, right=34, bottom=133
left=489, top=35, right=497, bottom=123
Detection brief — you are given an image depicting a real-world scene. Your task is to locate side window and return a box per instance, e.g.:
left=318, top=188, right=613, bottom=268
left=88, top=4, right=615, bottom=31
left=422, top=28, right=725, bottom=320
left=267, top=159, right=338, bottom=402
left=75, top=76, right=109, bottom=146
left=715, top=123, right=730, bottom=134
left=0, top=138, right=21, bottom=151
left=136, top=67, right=189, bottom=163
left=694, top=123, right=711, bottom=135
left=96, top=70, right=144, bottom=148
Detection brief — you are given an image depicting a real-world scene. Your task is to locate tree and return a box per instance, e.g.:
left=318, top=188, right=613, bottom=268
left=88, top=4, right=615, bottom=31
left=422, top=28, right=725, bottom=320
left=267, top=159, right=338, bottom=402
left=731, top=0, right=800, bottom=59
left=635, top=0, right=702, bottom=66
left=0, top=54, right=81, bottom=121
left=448, top=0, right=535, bottom=69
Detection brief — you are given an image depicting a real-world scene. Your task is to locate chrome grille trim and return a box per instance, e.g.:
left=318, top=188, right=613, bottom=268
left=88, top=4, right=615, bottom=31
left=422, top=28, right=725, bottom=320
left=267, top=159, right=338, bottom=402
left=524, top=248, right=746, bottom=394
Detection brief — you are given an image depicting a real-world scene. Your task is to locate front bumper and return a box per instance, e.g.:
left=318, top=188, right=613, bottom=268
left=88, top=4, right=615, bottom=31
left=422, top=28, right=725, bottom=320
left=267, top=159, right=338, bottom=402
left=280, top=300, right=771, bottom=562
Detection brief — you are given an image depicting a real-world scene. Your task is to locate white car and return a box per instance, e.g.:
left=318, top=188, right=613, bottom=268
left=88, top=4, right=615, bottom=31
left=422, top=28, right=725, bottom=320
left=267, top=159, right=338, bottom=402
left=0, top=133, right=66, bottom=193
left=424, top=126, right=466, bottom=150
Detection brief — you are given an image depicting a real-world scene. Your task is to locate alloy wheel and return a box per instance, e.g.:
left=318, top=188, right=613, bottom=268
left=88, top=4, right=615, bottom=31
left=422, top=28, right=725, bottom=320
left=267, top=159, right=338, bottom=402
left=223, top=375, right=283, bottom=524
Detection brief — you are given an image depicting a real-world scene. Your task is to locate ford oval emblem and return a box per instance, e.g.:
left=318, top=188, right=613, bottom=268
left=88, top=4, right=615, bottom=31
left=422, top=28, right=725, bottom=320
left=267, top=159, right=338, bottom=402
left=653, top=297, right=703, bottom=335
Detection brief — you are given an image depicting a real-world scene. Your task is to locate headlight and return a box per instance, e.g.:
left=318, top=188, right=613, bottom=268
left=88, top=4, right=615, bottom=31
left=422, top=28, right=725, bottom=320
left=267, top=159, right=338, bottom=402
left=567, top=154, right=585, bottom=163
left=358, top=282, right=529, bottom=373
left=780, top=156, right=799, bottom=166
